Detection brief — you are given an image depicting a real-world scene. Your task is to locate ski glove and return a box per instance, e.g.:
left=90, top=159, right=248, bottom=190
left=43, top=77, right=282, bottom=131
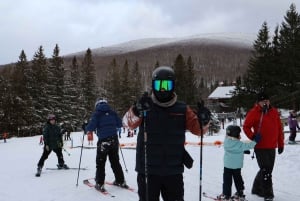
left=244, top=150, right=251, bottom=154
left=278, top=147, right=284, bottom=154
left=197, top=102, right=211, bottom=126
left=252, top=133, right=261, bottom=143
left=133, top=92, right=152, bottom=117
left=45, top=145, right=50, bottom=151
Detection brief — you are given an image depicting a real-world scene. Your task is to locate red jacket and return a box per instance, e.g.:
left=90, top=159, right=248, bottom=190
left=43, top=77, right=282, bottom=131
left=243, top=104, right=284, bottom=149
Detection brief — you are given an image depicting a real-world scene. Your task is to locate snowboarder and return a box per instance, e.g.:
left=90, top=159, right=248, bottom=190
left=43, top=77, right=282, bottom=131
left=123, top=66, right=210, bottom=201
left=36, top=114, right=69, bottom=177
left=217, top=125, right=260, bottom=201
left=86, top=98, right=128, bottom=192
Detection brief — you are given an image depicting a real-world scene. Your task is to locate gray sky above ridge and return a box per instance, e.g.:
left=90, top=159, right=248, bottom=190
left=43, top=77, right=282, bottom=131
left=0, top=0, right=298, bottom=65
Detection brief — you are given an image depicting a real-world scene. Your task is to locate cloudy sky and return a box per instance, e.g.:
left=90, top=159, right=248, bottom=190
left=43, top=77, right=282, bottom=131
left=1, top=0, right=297, bottom=65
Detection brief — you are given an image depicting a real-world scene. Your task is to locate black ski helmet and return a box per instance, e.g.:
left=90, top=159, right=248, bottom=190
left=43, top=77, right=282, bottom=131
left=226, top=125, right=241, bottom=138
left=152, top=66, right=175, bottom=103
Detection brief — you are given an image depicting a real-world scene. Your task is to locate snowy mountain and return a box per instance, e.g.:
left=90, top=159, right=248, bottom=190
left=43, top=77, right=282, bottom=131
left=68, top=32, right=256, bottom=57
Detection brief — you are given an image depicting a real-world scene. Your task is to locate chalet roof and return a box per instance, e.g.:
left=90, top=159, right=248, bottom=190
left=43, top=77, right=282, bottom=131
left=208, top=86, right=236, bottom=99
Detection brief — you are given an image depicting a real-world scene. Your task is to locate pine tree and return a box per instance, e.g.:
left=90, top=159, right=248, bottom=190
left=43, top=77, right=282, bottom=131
left=66, top=56, right=85, bottom=127
left=30, top=46, right=48, bottom=127
left=130, top=61, right=143, bottom=102
left=10, top=50, right=33, bottom=135
left=278, top=3, right=300, bottom=93
left=81, top=48, right=97, bottom=115
left=186, top=56, right=198, bottom=105
left=0, top=75, right=12, bottom=134
left=173, top=54, right=188, bottom=102
left=47, top=44, right=65, bottom=121
left=119, top=60, right=132, bottom=115
left=244, top=22, right=273, bottom=95
left=104, top=58, right=121, bottom=111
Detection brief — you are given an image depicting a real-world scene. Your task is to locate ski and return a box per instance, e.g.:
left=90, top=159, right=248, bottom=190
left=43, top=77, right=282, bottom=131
left=46, top=167, right=88, bottom=170
left=203, top=192, right=248, bottom=201
left=203, top=192, right=221, bottom=201
left=83, top=179, right=115, bottom=197
left=105, top=181, right=136, bottom=193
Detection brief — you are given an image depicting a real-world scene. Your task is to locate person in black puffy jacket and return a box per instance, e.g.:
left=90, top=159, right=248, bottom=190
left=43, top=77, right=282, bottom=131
left=36, top=114, right=69, bottom=176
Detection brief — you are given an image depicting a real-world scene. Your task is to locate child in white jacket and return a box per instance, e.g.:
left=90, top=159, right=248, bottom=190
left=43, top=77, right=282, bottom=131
left=218, top=125, right=261, bottom=201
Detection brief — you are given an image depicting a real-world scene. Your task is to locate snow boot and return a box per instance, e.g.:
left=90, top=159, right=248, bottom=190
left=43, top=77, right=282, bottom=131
left=35, top=166, right=42, bottom=177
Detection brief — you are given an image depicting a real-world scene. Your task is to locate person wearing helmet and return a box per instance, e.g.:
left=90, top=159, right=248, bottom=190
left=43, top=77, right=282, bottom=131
left=123, top=66, right=210, bottom=201
left=217, top=125, right=260, bottom=201
left=85, top=98, right=128, bottom=192
left=36, top=114, right=69, bottom=177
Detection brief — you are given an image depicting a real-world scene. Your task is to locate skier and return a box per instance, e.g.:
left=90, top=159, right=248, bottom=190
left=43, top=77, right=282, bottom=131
left=87, top=131, right=94, bottom=145
left=123, top=66, right=210, bottom=201
left=217, top=125, right=260, bottom=201
left=36, top=114, right=69, bottom=177
left=288, top=110, right=300, bottom=144
left=3, top=132, right=8, bottom=143
left=243, top=92, right=284, bottom=201
left=86, top=98, right=128, bottom=192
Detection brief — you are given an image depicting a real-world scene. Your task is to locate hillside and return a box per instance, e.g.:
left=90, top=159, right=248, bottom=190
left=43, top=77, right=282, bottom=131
left=1, top=33, right=255, bottom=89
left=64, top=33, right=255, bottom=88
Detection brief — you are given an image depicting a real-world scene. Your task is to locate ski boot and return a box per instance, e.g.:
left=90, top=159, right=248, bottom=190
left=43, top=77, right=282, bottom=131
left=57, top=164, right=70, bottom=169
left=217, top=194, right=231, bottom=201
left=95, top=183, right=106, bottom=192
left=113, top=180, right=129, bottom=189
left=232, top=191, right=246, bottom=201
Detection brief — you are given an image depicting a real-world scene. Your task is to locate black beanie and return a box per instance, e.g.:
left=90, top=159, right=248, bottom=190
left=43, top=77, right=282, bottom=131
left=226, top=125, right=241, bottom=139
left=257, top=92, right=269, bottom=102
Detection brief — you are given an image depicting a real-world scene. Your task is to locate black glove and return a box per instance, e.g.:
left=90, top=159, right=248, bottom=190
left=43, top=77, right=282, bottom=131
left=244, top=150, right=250, bottom=154
left=252, top=133, right=261, bottom=143
left=132, top=92, right=152, bottom=117
left=278, top=147, right=284, bottom=154
left=197, top=101, right=211, bottom=127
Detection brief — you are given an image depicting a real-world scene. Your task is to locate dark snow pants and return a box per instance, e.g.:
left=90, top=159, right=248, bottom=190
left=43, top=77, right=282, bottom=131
left=252, top=149, right=275, bottom=198
left=37, top=146, right=65, bottom=167
left=95, top=135, right=125, bottom=185
left=289, top=129, right=297, bottom=141
left=137, top=173, right=184, bottom=201
left=222, top=167, right=244, bottom=197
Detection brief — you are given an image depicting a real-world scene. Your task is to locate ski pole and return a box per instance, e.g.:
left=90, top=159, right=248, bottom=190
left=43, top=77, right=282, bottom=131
left=119, top=145, right=128, bottom=172
left=143, top=110, right=149, bottom=201
left=76, top=131, right=85, bottom=187
left=199, top=119, right=203, bottom=201
left=63, top=147, right=71, bottom=156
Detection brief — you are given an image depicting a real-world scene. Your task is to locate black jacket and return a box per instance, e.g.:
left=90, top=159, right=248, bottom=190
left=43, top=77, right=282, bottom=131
left=135, top=101, right=186, bottom=175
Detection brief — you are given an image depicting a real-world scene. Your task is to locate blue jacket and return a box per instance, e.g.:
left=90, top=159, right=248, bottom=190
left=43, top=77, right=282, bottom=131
left=223, top=136, right=256, bottom=169
left=86, top=102, right=122, bottom=140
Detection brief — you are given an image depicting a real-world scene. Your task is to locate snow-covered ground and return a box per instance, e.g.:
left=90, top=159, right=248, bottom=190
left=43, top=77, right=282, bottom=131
left=0, top=121, right=299, bottom=201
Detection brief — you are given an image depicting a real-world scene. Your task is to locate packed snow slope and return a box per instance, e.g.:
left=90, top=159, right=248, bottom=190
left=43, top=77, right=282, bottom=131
left=0, top=121, right=299, bottom=201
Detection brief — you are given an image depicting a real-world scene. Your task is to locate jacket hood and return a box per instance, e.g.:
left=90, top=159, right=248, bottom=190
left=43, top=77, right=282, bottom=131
left=96, top=102, right=111, bottom=112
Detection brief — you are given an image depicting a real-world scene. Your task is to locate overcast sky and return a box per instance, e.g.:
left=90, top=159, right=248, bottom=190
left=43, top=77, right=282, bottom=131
left=1, top=0, right=298, bottom=65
